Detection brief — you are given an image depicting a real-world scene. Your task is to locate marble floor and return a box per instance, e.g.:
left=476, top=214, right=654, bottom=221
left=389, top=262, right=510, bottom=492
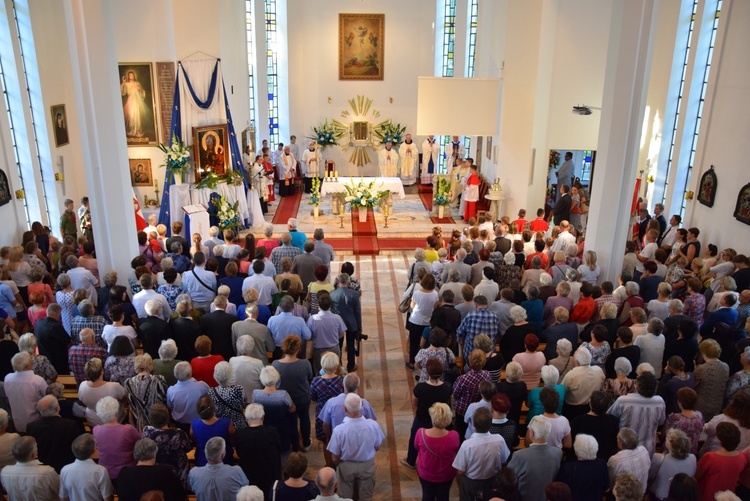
left=300, top=253, right=459, bottom=501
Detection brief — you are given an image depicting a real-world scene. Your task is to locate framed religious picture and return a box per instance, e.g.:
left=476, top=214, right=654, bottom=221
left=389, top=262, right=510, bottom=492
left=0, top=169, right=10, bottom=207
left=118, top=62, right=159, bottom=146
left=339, top=14, right=385, bottom=80
left=697, top=165, right=717, bottom=208
left=733, top=183, right=750, bottom=226
left=129, top=159, right=153, bottom=187
left=50, top=104, right=69, bottom=147
left=192, top=124, right=230, bottom=181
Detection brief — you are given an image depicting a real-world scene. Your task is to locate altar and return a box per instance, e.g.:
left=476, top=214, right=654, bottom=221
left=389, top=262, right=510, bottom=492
left=168, top=183, right=252, bottom=231
left=320, top=177, right=406, bottom=199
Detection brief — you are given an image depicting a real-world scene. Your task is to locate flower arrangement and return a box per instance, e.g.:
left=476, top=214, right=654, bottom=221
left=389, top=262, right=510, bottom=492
left=213, top=195, right=241, bottom=231
left=344, top=178, right=388, bottom=209
left=373, top=120, right=406, bottom=147
left=310, top=177, right=322, bottom=207
left=158, top=135, right=192, bottom=176
left=309, top=120, right=341, bottom=147
left=549, top=150, right=560, bottom=172
left=194, top=172, right=221, bottom=190
left=434, top=176, right=451, bottom=206
left=225, top=170, right=244, bottom=186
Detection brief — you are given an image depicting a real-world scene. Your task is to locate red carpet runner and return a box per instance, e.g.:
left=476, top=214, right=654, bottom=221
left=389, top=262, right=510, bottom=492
left=271, top=189, right=302, bottom=224
left=351, top=208, right=379, bottom=255
left=417, top=182, right=456, bottom=224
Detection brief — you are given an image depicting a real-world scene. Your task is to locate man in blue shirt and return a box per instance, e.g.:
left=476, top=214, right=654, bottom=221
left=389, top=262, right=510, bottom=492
left=319, top=374, right=377, bottom=438
left=181, top=252, right=217, bottom=313
left=189, top=437, right=248, bottom=499
left=285, top=218, right=307, bottom=250
left=267, top=296, right=311, bottom=357
left=166, top=362, right=210, bottom=430
left=700, top=293, right=740, bottom=339
left=327, top=393, right=384, bottom=501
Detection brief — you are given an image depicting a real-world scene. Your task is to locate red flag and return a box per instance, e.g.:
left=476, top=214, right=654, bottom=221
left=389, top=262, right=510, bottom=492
left=132, top=190, right=147, bottom=231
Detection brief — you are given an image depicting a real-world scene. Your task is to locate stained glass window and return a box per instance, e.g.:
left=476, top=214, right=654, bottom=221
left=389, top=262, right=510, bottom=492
left=264, top=0, right=279, bottom=146
left=245, top=1, right=257, bottom=131
left=441, top=0, right=456, bottom=78
left=466, top=0, right=478, bottom=78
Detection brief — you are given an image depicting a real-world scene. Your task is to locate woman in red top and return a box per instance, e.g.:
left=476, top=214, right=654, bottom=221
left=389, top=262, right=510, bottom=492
left=190, top=335, right=224, bottom=387
left=570, top=282, right=596, bottom=325
left=696, top=421, right=748, bottom=500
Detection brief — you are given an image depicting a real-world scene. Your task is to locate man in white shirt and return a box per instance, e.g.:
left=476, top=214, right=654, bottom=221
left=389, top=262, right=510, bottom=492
left=143, top=214, right=158, bottom=237
left=180, top=252, right=217, bottom=312
left=607, top=372, right=665, bottom=455
left=65, top=255, right=98, bottom=307
left=59, top=433, right=113, bottom=501
left=474, top=268, right=499, bottom=302
left=607, top=427, right=651, bottom=496
left=453, top=407, right=510, bottom=501
left=288, top=135, right=300, bottom=163
left=132, top=274, right=171, bottom=321
left=1, top=436, right=60, bottom=501
left=241, top=260, right=278, bottom=306
left=550, top=221, right=577, bottom=254
left=635, top=229, right=659, bottom=278
left=203, top=226, right=223, bottom=258
left=658, top=214, right=681, bottom=250
left=556, top=152, right=574, bottom=200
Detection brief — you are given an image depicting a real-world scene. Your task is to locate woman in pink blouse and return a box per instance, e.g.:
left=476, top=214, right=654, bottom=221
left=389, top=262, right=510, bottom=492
left=414, top=402, right=460, bottom=500
left=513, top=334, right=546, bottom=390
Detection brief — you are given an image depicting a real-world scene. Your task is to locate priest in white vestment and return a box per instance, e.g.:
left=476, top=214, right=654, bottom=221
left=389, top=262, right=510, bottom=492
left=378, top=142, right=398, bottom=178
left=421, top=135, right=440, bottom=185
left=399, top=134, right=418, bottom=186
left=242, top=145, right=255, bottom=185
left=446, top=136, right=465, bottom=169
left=279, top=146, right=296, bottom=197
left=302, top=141, right=322, bottom=193
left=451, top=159, right=469, bottom=209
left=248, top=155, right=266, bottom=224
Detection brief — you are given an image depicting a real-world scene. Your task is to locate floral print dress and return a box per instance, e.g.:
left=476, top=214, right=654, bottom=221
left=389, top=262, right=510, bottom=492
left=141, top=426, right=192, bottom=489
left=209, top=385, right=248, bottom=430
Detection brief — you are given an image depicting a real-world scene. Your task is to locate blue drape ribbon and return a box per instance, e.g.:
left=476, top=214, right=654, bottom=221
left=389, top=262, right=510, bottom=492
left=180, top=60, right=219, bottom=110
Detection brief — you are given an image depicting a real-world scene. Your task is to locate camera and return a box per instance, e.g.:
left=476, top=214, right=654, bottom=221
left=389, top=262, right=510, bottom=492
left=356, top=332, right=369, bottom=341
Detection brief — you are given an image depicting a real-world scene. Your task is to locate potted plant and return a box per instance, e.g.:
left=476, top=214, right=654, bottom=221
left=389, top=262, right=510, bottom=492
left=434, top=175, right=451, bottom=218
left=310, top=177, right=322, bottom=217
left=344, top=178, right=388, bottom=223
left=158, top=135, right=191, bottom=184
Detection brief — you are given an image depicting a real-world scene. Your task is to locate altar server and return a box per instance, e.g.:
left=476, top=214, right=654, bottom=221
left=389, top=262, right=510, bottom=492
left=378, top=142, right=398, bottom=178
left=303, top=141, right=322, bottom=193
left=446, top=136, right=466, bottom=169
left=280, top=145, right=296, bottom=197
left=262, top=147, right=275, bottom=203
left=421, top=135, right=440, bottom=185
left=250, top=155, right=268, bottom=215
left=399, top=134, right=418, bottom=186
left=463, top=161, right=480, bottom=221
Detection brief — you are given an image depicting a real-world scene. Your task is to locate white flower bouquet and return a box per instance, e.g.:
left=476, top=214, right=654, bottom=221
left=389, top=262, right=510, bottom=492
left=158, top=135, right=192, bottom=176
left=344, top=178, right=388, bottom=209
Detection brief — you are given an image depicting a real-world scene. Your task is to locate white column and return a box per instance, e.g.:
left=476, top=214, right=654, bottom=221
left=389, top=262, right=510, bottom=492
left=63, top=0, right=138, bottom=282
left=585, top=0, right=658, bottom=282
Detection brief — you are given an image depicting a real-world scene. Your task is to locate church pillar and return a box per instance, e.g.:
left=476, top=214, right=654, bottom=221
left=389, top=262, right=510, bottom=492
left=63, top=0, right=138, bottom=282
left=585, top=0, right=658, bottom=282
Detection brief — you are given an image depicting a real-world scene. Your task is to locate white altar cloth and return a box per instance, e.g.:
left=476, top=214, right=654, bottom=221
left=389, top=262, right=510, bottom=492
left=169, top=183, right=250, bottom=230
left=320, top=177, right=406, bottom=199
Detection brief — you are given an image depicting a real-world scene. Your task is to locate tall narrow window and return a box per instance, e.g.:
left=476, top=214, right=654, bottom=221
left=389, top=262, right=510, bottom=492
left=264, top=0, right=279, bottom=146
left=441, top=0, right=456, bottom=78
left=465, top=0, right=478, bottom=78
left=13, top=0, right=55, bottom=225
left=660, top=0, right=698, bottom=206
left=245, top=1, right=257, bottom=131
left=0, top=56, right=30, bottom=227
left=679, top=0, right=721, bottom=218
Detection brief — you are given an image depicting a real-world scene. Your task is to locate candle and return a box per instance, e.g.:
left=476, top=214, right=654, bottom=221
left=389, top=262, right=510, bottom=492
left=334, top=170, right=339, bottom=178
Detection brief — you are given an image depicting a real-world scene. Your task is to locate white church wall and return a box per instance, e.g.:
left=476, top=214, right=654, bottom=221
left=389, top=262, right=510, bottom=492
left=286, top=0, right=435, bottom=177
left=684, top=0, right=750, bottom=251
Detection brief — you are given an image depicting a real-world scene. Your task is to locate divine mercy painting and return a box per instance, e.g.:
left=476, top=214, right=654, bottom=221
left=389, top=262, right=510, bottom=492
left=339, top=14, right=384, bottom=80
left=118, top=62, right=159, bottom=146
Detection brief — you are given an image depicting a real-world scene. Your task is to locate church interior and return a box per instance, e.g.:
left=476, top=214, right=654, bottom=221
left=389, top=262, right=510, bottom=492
left=0, top=0, right=749, bottom=499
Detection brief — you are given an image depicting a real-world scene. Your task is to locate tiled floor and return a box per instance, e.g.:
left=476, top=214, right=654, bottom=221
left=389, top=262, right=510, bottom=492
left=298, top=254, right=459, bottom=500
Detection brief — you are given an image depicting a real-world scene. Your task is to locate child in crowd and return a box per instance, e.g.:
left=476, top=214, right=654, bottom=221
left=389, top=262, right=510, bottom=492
left=513, top=209, right=528, bottom=232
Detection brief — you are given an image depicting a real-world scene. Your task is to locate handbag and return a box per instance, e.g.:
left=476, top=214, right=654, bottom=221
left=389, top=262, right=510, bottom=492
left=399, top=283, right=415, bottom=314
left=442, top=348, right=461, bottom=385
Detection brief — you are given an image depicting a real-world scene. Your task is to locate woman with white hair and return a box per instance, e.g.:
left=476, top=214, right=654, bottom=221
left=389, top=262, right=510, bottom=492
left=124, top=353, right=167, bottom=432
left=618, top=282, right=645, bottom=326
left=310, top=352, right=344, bottom=466
left=557, top=434, right=609, bottom=501
left=92, top=396, right=141, bottom=482
left=17, top=332, right=56, bottom=383
left=236, top=485, right=265, bottom=501
left=209, top=361, right=248, bottom=430
left=526, top=365, right=566, bottom=422
left=501, top=306, right=540, bottom=362
left=549, top=251, right=572, bottom=288
left=539, top=272, right=557, bottom=304
left=408, top=248, right=432, bottom=285
left=648, top=429, right=697, bottom=500
left=561, top=347, right=605, bottom=419
left=565, top=267, right=582, bottom=306
left=497, top=361, right=528, bottom=425
left=603, top=357, right=636, bottom=401
left=549, top=338, right=574, bottom=382
left=257, top=224, right=278, bottom=256
left=496, top=250, right=521, bottom=291
left=234, top=403, right=283, bottom=496
left=252, top=366, right=296, bottom=456
left=0, top=408, right=19, bottom=470
left=152, top=339, right=181, bottom=386
left=542, top=281, right=573, bottom=327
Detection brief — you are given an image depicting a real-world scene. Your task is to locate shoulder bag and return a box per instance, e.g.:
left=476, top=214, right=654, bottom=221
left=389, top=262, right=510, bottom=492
left=443, top=348, right=461, bottom=385
left=191, top=269, right=215, bottom=293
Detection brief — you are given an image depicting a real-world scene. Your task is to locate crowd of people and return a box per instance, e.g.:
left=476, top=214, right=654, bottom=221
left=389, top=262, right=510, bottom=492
left=395, top=207, right=750, bottom=500
left=0, top=214, right=372, bottom=501
left=1, top=188, right=750, bottom=501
